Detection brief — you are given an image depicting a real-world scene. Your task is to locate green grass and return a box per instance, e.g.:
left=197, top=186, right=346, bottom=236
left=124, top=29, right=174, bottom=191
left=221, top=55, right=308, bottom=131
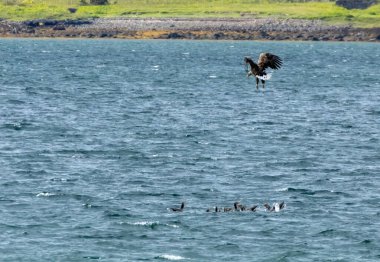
left=1, top=0, right=380, bottom=27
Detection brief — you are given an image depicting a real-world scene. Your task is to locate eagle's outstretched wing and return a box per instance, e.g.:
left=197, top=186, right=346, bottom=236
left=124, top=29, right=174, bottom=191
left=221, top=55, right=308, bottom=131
left=257, top=53, right=282, bottom=71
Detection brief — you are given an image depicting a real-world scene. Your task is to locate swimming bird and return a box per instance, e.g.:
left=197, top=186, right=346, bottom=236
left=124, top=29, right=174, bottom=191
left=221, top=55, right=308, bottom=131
left=239, top=204, right=247, bottom=211
left=224, top=207, right=233, bottom=212
left=272, top=201, right=286, bottom=212
left=273, top=202, right=281, bottom=212
left=244, top=53, right=282, bottom=89
left=276, top=201, right=286, bottom=211
left=235, top=202, right=248, bottom=211
left=264, top=203, right=273, bottom=211
left=248, top=205, right=258, bottom=212
left=206, top=206, right=222, bottom=212
left=170, top=202, right=185, bottom=212
left=264, top=202, right=286, bottom=212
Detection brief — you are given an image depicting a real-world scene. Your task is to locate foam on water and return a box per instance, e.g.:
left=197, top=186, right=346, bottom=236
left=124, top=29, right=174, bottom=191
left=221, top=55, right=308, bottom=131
left=131, top=221, right=159, bottom=226
left=36, top=192, right=56, bottom=197
left=125, top=221, right=180, bottom=228
left=158, top=254, right=186, bottom=260
left=275, top=187, right=289, bottom=192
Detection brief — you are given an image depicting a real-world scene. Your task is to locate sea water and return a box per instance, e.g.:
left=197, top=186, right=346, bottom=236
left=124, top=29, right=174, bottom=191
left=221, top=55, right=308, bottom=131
left=0, top=39, right=379, bottom=261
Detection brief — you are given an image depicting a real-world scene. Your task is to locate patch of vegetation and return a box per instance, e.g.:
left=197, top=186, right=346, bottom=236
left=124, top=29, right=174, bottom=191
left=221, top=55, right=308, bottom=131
left=0, top=0, right=379, bottom=28
left=336, top=0, right=376, bottom=10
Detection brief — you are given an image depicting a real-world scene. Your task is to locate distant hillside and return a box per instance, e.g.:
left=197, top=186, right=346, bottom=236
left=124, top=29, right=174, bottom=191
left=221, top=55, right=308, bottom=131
left=1, top=0, right=380, bottom=28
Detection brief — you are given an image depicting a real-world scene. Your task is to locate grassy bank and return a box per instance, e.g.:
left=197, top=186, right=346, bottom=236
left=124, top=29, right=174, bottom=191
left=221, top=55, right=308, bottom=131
left=1, top=0, right=380, bottom=27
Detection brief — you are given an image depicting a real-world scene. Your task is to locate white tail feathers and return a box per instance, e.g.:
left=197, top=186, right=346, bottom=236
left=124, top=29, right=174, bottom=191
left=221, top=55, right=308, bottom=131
left=256, top=73, right=272, bottom=81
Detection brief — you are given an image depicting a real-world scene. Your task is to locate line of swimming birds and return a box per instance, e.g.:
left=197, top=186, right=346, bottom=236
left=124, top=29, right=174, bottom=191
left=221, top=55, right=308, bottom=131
left=170, top=201, right=286, bottom=213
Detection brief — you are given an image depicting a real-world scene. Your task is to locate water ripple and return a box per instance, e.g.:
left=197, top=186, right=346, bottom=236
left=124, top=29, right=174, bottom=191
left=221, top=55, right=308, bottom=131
left=1, top=39, right=379, bottom=262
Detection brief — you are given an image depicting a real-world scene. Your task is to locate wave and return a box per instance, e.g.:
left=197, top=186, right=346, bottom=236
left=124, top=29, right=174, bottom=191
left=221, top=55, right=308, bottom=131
left=123, top=221, right=179, bottom=229
left=36, top=192, right=97, bottom=204
left=131, top=221, right=159, bottom=226
left=275, top=187, right=289, bottom=192
left=156, top=254, right=186, bottom=260
left=36, top=192, right=57, bottom=197
left=366, top=109, right=380, bottom=116
left=7, top=99, right=26, bottom=105
left=3, top=121, right=31, bottom=131
left=360, top=239, right=372, bottom=245
left=281, top=187, right=350, bottom=197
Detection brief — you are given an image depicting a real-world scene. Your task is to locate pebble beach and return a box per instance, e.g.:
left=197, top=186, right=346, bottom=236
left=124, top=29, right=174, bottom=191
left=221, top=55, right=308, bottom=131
left=1, top=17, right=380, bottom=41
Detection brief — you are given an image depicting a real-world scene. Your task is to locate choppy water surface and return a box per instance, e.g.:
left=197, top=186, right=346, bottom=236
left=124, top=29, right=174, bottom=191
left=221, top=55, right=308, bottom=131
left=0, top=39, right=379, bottom=261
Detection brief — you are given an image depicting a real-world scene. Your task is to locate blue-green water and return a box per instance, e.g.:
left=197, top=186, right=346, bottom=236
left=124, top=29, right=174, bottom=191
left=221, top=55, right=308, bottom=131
left=1, top=39, right=379, bottom=261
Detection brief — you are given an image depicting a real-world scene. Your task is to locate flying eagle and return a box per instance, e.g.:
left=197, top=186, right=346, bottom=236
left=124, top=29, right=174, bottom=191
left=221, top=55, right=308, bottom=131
left=244, top=53, right=282, bottom=89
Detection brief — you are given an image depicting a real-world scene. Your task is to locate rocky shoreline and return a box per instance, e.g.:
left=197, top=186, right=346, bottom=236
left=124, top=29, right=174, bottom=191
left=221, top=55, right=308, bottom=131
left=1, top=18, right=380, bottom=41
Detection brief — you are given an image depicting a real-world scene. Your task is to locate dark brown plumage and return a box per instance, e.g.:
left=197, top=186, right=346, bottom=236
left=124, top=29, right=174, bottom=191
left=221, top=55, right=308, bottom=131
left=263, top=203, right=273, bottom=212
left=249, top=205, right=258, bottom=212
left=170, top=202, right=185, bottom=212
left=244, top=53, right=282, bottom=89
left=239, top=204, right=247, bottom=211
left=224, top=207, right=233, bottom=212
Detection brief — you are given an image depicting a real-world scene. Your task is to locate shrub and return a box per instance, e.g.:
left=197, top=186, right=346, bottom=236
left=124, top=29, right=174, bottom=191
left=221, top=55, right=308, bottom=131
left=2, top=0, right=21, bottom=5
left=89, top=0, right=108, bottom=5
left=336, top=0, right=376, bottom=9
left=68, top=7, right=77, bottom=13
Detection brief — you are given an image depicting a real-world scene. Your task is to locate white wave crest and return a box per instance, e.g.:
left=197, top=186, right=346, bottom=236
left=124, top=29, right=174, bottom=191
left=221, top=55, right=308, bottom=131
left=132, top=221, right=158, bottom=226
left=256, top=73, right=272, bottom=81
left=275, top=187, right=289, bottom=192
left=129, top=221, right=179, bottom=228
left=158, top=254, right=186, bottom=260
left=36, top=192, right=56, bottom=197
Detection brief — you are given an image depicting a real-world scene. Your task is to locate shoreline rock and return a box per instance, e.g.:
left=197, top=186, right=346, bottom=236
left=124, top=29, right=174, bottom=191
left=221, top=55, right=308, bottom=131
left=0, top=18, right=379, bottom=42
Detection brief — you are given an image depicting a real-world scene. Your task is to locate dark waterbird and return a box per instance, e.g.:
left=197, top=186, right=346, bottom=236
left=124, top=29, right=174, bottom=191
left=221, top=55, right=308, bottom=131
left=206, top=206, right=222, bottom=212
left=207, top=202, right=241, bottom=212
left=224, top=207, right=233, bottom=212
left=238, top=203, right=247, bottom=211
left=264, top=201, right=286, bottom=212
left=207, top=201, right=284, bottom=213
left=264, top=203, right=273, bottom=211
left=249, top=205, right=258, bottom=212
left=224, top=202, right=242, bottom=212
left=233, top=201, right=243, bottom=211
left=170, top=202, right=185, bottom=212
left=244, top=53, right=282, bottom=89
